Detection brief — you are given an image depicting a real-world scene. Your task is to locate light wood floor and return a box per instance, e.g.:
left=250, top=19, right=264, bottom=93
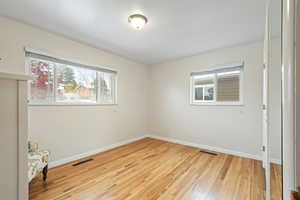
left=30, top=138, right=281, bottom=200
left=271, top=163, right=282, bottom=200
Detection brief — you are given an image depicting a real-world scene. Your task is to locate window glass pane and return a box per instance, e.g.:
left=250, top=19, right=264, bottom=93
left=28, top=54, right=117, bottom=105
left=100, top=72, right=115, bottom=104
left=29, top=59, right=54, bottom=104
left=56, top=65, right=97, bottom=103
left=195, top=87, right=203, bottom=101
left=217, top=71, right=240, bottom=101
left=204, top=87, right=214, bottom=100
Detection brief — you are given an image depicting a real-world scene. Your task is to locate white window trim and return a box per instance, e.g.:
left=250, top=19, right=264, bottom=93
left=26, top=53, right=118, bottom=106
left=190, top=63, right=244, bottom=106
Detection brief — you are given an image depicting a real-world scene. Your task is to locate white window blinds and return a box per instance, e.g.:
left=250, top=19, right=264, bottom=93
left=217, top=71, right=240, bottom=102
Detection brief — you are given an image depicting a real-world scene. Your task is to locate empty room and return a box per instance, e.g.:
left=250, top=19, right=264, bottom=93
left=1, top=0, right=299, bottom=200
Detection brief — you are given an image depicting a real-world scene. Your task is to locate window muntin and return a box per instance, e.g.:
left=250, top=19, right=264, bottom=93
left=27, top=56, right=117, bottom=105
left=191, top=65, right=243, bottom=105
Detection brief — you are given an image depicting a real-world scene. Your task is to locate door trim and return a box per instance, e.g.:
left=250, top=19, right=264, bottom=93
left=282, top=0, right=297, bottom=199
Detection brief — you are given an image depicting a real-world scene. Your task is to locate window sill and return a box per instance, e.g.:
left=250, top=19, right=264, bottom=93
left=28, top=103, right=118, bottom=107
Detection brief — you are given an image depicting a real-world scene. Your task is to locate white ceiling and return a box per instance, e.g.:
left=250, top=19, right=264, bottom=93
left=0, top=0, right=266, bottom=64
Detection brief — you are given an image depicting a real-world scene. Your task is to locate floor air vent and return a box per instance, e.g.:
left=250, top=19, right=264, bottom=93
left=72, top=158, right=94, bottom=166
left=199, top=150, right=218, bottom=156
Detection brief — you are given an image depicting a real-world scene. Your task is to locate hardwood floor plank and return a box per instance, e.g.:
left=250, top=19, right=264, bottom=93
left=29, top=138, right=281, bottom=200
left=271, top=163, right=282, bottom=200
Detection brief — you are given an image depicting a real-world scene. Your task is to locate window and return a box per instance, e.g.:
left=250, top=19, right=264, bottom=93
left=27, top=52, right=117, bottom=105
left=190, top=64, right=243, bottom=105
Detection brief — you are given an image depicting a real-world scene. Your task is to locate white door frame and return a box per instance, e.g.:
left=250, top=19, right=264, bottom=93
left=263, top=1, right=271, bottom=200
left=282, top=0, right=297, bottom=199
left=18, top=81, right=29, bottom=200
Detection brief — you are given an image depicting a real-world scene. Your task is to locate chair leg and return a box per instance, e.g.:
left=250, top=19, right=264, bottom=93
left=43, top=165, right=48, bottom=181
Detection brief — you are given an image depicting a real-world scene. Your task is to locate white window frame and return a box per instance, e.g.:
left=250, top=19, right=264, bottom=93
left=190, top=63, right=244, bottom=106
left=26, top=51, right=118, bottom=106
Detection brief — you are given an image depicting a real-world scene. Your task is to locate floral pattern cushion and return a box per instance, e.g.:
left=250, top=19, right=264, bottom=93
left=28, top=150, right=50, bottom=182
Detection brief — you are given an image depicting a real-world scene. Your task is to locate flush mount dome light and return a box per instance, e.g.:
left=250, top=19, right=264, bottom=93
left=128, top=14, right=148, bottom=30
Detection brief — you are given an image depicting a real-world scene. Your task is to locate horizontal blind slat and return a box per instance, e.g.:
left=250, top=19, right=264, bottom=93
left=25, top=51, right=117, bottom=74
left=191, top=64, right=243, bottom=77
left=217, top=76, right=240, bottom=101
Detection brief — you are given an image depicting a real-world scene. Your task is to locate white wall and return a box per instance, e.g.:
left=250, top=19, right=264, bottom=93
left=149, top=42, right=281, bottom=161
left=0, top=17, right=149, bottom=163
left=0, top=16, right=281, bottom=166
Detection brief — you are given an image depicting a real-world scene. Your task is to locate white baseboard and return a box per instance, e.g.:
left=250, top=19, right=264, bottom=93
left=147, top=135, right=282, bottom=165
left=49, top=135, right=147, bottom=168
left=270, top=158, right=282, bottom=165
left=146, top=135, right=262, bottom=161
left=49, top=134, right=281, bottom=168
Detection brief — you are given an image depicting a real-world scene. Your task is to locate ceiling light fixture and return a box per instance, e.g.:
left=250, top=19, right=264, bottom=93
left=128, top=14, right=148, bottom=30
